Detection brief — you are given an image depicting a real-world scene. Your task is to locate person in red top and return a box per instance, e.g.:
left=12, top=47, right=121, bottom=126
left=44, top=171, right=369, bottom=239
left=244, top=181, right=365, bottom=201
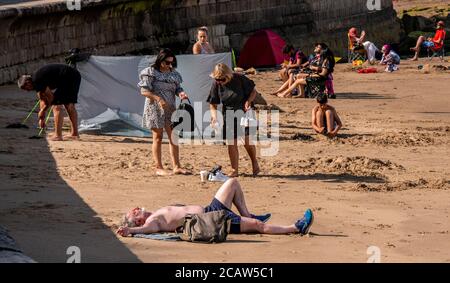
left=410, top=21, right=446, bottom=61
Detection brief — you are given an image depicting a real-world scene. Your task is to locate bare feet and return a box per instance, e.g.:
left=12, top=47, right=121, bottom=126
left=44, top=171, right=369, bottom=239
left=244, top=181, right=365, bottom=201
left=64, top=135, right=80, bottom=141
left=173, top=167, right=192, bottom=175
left=228, top=170, right=239, bottom=178
left=270, top=92, right=279, bottom=96
left=409, top=57, right=418, bottom=61
left=155, top=168, right=173, bottom=176
left=410, top=47, right=417, bottom=52
left=252, top=164, right=261, bottom=177
left=49, top=135, right=63, bottom=141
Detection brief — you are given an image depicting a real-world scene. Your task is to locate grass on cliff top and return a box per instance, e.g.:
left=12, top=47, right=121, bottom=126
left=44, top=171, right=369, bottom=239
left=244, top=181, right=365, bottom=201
left=397, top=5, right=450, bottom=18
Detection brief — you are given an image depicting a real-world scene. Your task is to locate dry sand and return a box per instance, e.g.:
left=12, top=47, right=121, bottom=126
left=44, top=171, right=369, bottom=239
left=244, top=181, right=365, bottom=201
left=1, top=59, right=450, bottom=263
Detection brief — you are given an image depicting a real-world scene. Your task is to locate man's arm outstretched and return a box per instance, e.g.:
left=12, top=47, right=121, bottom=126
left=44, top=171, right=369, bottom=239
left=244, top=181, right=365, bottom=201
left=117, top=219, right=160, bottom=237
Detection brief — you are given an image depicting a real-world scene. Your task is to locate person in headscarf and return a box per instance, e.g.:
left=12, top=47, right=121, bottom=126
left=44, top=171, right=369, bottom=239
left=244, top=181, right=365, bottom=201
left=380, top=44, right=400, bottom=72
left=348, top=27, right=379, bottom=64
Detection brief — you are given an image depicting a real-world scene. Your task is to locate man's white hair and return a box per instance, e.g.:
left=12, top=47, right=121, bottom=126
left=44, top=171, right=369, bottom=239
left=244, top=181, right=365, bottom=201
left=120, top=215, right=136, bottom=228
left=17, top=75, right=32, bottom=89
left=120, top=207, right=146, bottom=227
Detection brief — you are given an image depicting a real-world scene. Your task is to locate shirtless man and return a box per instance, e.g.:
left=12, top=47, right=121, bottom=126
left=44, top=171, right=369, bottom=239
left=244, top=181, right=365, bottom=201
left=312, top=93, right=342, bottom=138
left=17, top=64, right=81, bottom=141
left=117, top=178, right=314, bottom=237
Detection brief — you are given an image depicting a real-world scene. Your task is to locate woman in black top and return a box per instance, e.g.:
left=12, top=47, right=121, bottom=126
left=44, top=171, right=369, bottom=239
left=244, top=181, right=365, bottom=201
left=207, top=63, right=260, bottom=177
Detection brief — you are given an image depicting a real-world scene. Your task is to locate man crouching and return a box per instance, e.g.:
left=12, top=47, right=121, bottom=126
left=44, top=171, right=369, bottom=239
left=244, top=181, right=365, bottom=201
left=18, top=64, right=81, bottom=141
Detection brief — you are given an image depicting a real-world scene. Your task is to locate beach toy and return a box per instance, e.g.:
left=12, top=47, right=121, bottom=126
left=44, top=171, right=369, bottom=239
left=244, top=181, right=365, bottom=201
left=357, top=68, right=377, bottom=74
left=352, top=60, right=364, bottom=67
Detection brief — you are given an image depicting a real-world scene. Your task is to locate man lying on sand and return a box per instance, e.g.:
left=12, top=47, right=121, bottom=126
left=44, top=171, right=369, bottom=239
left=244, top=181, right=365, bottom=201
left=312, top=93, right=342, bottom=138
left=117, top=178, right=314, bottom=237
left=18, top=64, right=81, bottom=141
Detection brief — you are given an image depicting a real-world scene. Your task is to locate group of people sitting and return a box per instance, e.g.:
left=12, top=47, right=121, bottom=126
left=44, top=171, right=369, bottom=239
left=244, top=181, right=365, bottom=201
left=348, top=20, right=446, bottom=70
left=348, top=27, right=402, bottom=73
left=273, top=42, right=336, bottom=99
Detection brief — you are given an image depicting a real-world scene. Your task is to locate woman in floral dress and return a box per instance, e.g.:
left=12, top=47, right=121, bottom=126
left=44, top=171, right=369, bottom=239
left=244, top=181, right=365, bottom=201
left=138, top=48, right=191, bottom=176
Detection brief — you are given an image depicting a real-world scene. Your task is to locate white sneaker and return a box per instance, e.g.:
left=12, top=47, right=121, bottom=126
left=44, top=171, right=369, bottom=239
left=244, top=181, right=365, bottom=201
left=208, top=170, right=230, bottom=182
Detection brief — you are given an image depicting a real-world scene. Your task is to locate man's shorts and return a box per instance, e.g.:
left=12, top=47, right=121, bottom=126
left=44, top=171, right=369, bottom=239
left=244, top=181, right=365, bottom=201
left=52, top=68, right=81, bottom=106
left=204, top=198, right=241, bottom=233
left=422, top=41, right=435, bottom=49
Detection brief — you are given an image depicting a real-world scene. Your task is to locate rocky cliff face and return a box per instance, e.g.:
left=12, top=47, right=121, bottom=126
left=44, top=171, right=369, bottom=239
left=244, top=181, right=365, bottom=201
left=0, top=0, right=401, bottom=84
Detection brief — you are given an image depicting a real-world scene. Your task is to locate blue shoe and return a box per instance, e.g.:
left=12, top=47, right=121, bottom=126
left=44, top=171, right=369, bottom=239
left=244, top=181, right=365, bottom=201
left=251, top=213, right=272, bottom=223
left=295, top=209, right=314, bottom=235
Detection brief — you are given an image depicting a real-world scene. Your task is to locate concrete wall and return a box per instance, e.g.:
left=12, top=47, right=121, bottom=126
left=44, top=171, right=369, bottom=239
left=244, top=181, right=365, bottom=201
left=0, top=0, right=401, bottom=84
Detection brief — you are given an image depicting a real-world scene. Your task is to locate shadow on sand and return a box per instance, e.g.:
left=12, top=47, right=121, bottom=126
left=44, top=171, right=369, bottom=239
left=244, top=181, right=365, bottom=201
left=0, top=98, right=140, bottom=262
left=335, top=92, right=395, bottom=100
left=255, top=173, right=385, bottom=184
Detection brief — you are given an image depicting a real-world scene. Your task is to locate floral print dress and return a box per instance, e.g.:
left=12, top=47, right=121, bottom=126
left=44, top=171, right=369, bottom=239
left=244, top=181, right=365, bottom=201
left=138, top=67, right=184, bottom=129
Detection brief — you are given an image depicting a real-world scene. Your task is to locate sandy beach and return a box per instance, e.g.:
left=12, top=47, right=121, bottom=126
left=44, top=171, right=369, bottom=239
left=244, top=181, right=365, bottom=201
left=1, top=58, right=449, bottom=262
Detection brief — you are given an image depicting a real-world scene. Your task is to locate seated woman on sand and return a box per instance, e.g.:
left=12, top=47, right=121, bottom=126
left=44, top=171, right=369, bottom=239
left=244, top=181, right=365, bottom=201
left=272, top=43, right=335, bottom=98
left=193, top=26, right=215, bottom=54
left=380, top=44, right=400, bottom=72
left=311, top=93, right=342, bottom=138
left=348, top=27, right=378, bottom=64
left=279, top=44, right=308, bottom=82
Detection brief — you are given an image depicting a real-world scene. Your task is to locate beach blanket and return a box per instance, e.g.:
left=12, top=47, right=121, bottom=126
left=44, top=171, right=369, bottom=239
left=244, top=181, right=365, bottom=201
left=133, top=233, right=181, bottom=241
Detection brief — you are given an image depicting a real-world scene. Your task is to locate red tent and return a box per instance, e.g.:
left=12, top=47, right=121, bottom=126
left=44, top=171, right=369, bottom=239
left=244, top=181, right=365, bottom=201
left=238, top=29, right=286, bottom=69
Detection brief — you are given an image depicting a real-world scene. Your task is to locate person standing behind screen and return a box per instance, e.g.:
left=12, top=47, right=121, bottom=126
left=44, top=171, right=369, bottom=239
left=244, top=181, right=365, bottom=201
left=193, top=26, right=215, bottom=54
left=138, top=48, right=191, bottom=176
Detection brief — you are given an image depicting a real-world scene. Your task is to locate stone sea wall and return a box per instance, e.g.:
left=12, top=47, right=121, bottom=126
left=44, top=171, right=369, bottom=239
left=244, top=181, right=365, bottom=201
left=0, top=0, right=401, bottom=84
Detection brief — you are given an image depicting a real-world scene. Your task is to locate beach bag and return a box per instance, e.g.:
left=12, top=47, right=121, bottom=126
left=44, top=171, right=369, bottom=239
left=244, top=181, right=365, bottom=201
left=171, top=98, right=195, bottom=131
left=177, top=210, right=231, bottom=243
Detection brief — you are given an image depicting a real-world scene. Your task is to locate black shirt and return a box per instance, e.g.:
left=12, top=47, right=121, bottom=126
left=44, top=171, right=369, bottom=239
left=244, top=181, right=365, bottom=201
left=207, top=73, right=255, bottom=110
left=32, top=64, right=75, bottom=92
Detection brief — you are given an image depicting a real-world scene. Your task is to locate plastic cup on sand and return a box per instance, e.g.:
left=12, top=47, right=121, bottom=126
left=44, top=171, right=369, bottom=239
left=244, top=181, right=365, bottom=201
left=200, top=171, right=209, bottom=182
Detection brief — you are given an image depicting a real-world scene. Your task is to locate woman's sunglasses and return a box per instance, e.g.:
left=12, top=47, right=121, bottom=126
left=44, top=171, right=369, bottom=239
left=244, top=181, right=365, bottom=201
left=164, top=60, right=174, bottom=66
left=215, top=78, right=226, bottom=82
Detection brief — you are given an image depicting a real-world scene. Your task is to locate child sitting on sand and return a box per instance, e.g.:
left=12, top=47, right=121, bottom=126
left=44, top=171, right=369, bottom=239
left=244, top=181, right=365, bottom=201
left=311, top=93, right=342, bottom=138
left=380, top=44, right=400, bottom=73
